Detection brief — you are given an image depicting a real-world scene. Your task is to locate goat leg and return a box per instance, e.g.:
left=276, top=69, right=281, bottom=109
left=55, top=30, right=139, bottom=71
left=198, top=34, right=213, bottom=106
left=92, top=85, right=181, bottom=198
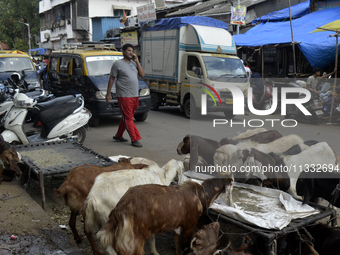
left=148, top=234, right=160, bottom=255
left=69, top=210, right=82, bottom=243
left=84, top=222, right=105, bottom=255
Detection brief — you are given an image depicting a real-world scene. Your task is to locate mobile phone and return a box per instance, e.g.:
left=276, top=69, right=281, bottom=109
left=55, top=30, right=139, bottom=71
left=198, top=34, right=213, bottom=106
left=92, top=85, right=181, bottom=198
left=132, top=55, right=136, bottom=60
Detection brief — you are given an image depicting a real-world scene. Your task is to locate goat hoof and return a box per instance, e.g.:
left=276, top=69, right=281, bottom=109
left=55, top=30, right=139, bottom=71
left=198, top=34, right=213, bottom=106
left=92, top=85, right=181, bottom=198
left=75, top=237, right=82, bottom=243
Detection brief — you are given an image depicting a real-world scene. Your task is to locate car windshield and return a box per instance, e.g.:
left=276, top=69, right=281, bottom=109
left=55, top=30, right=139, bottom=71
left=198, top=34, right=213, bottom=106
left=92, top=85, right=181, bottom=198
left=85, top=55, right=123, bottom=76
left=202, top=56, right=247, bottom=81
left=0, top=57, right=35, bottom=72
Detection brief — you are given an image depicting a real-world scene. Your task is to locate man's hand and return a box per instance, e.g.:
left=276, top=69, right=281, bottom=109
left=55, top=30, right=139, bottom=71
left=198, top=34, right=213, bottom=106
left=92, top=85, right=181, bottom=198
left=133, top=53, right=139, bottom=64
left=105, top=92, right=111, bottom=103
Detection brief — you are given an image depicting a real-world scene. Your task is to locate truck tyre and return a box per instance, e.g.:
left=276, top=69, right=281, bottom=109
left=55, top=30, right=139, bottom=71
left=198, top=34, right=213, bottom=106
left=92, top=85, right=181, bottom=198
left=151, top=92, right=160, bottom=111
left=184, top=97, right=198, bottom=119
left=134, top=112, right=148, bottom=122
left=73, top=127, right=86, bottom=143
left=223, top=111, right=235, bottom=119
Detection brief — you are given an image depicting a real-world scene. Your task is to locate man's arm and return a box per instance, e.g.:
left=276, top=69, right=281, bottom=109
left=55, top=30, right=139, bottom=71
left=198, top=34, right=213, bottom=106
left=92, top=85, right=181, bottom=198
left=133, top=54, right=145, bottom=77
left=306, top=77, right=319, bottom=94
left=106, top=75, right=115, bottom=103
left=321, top=68, right=337, bottom=78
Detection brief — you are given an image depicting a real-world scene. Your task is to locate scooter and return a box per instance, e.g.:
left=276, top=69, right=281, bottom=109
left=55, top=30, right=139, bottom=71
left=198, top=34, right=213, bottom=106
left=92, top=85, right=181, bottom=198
left=285, top=80, right=324, bottom=124
left=0, top=77, right=54, bottom=125
left=1, top=90, right=91, bottom=145
left=251, top=78, right=273, bottom=110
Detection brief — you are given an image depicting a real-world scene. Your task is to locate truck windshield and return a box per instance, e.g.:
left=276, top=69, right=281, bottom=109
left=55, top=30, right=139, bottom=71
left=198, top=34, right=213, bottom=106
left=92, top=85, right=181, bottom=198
left=0, top=57, right=35, bottom=72
left=202, top=56, right=247, bottom=81
left=85, top=55, right=123, bottom=76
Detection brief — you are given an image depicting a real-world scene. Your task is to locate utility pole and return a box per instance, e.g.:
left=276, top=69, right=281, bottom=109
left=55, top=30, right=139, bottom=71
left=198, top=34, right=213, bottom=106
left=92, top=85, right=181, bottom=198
left=16, top=21, right=31, bottom=56
left=237, top=0, right=240, bottom=35
left=288, top=0, right=296, bottom=77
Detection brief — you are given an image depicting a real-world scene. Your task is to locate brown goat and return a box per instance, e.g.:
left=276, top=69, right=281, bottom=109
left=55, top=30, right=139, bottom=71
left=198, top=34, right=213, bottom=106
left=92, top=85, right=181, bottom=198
left=284, top=232, right=319, bottom=255
left=0, top=147, right=21, bottom=183
left=53, top=158, right=148, bottom=243
left=188, top=221, right=221, bottom=255
left=306, top=223, right=340, bottom=255
left=97, top=178, right=232, bottom=255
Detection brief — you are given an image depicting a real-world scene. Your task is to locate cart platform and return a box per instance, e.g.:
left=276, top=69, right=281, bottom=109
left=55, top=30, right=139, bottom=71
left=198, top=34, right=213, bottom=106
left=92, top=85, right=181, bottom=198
left=14, top=140, right=115, bottom=210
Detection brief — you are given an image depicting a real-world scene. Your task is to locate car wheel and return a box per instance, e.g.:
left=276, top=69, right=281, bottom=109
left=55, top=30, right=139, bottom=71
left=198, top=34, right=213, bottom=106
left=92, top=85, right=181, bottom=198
left=223, top=111, right=235, bottom=119
left=88, top=115, right=100, bottom=127
left=184, top=97, right=197, bottom=119
left=73, top=127, right=86, bottom=143
left=150, top=92, right=160, bottom=111
left=134, top=112, right=148, bottom=122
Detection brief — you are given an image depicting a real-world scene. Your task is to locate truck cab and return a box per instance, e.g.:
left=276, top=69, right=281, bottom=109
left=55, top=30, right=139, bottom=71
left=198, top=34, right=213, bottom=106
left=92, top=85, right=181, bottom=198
left=141, top=17, right=248, bottom=119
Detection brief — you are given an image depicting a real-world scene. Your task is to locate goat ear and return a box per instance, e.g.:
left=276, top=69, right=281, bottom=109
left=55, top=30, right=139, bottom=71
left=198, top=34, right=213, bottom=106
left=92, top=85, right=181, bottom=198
left=184, top=135, right=190, bottom=144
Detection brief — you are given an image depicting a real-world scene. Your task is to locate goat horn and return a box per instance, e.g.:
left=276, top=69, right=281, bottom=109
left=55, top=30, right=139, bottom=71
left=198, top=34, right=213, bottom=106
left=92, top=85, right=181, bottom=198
left=190, top=237, right=197, bottom=250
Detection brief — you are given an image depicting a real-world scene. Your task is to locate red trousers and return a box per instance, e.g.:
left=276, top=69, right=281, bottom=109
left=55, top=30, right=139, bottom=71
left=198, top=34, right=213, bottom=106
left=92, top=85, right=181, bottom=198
left=116, top=97, right=141, bottom=142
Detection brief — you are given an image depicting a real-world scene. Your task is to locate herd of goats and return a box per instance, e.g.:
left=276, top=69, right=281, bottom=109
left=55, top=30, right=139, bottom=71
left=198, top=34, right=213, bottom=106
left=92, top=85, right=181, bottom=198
left=0, top=128, right=340, bottom=255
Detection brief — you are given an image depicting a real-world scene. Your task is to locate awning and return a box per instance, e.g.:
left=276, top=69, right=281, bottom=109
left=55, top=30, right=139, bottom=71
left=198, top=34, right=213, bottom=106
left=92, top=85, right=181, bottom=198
left=252, top=0, right=310, bottom=25
left=233, top=7, right=340, bottom=68
left=29, top=48, right=46, bottom=56
left=112, top=5, right=132, bottom=10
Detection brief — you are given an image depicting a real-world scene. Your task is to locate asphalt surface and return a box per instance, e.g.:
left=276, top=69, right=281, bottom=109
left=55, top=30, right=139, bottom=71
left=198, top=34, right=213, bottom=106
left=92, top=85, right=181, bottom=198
left=0, top=107, right=340, bottom=254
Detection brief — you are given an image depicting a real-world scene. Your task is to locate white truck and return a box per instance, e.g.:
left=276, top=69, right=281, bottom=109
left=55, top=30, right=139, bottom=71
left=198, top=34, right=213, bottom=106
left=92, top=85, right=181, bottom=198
left=140, top=16, right=249, bottom=118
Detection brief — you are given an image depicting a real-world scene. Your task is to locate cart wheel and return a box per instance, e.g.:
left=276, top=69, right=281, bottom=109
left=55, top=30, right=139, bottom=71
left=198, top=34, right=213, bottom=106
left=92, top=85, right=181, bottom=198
left=73, top=127, right=86, bottom=143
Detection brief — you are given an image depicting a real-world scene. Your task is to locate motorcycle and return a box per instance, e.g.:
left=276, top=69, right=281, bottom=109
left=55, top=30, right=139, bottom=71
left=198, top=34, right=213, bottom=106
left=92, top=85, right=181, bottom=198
left=251, top=78, right=273, bottom=110
left=0, top=76, right=54, bottom=125
left=319, top=86, right=340, bottom=120
left=285, top=80, right=324, bottom=124
left=1, top=90, right=91, bottom=145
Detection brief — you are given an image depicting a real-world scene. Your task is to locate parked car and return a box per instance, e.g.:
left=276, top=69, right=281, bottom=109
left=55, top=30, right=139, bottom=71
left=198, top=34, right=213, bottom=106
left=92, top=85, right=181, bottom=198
left=47, top=43, right=151, bottom=127
left=0, top=50, right=40, bottom=90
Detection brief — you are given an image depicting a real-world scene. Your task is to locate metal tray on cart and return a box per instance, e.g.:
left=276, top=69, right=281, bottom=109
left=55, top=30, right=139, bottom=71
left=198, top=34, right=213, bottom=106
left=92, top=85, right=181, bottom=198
left=184, top=171, right=337, bottom=255
left=14, top=140, right=115, bottom=210
left=209, top=204, right=336, bottom=255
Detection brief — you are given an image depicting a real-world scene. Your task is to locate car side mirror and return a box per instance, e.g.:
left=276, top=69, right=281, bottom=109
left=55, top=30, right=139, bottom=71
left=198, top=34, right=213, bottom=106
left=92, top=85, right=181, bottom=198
left=74, top=67, right=82, bottom=76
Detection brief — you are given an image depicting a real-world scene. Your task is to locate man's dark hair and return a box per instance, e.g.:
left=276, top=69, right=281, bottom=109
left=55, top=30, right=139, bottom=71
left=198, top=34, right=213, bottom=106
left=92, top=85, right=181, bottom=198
left=122, top=44, right=134, bottom=51
left=313, top=67, right=321, bottom=74
left=251, top=67, right=257, bottom=73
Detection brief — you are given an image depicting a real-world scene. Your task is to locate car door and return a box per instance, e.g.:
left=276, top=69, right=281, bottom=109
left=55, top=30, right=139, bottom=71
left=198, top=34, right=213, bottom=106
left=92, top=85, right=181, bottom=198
left=58, top=55, right=71, bottom=95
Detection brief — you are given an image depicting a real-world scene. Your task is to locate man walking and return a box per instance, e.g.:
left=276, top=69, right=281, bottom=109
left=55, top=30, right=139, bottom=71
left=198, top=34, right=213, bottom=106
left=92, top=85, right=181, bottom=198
left=106, top=44, right=145, bottom=147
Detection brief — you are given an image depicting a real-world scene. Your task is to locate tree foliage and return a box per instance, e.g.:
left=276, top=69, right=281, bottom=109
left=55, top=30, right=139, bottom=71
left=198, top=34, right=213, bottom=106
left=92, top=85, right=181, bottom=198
left=0, top=0, right=40, bottom=51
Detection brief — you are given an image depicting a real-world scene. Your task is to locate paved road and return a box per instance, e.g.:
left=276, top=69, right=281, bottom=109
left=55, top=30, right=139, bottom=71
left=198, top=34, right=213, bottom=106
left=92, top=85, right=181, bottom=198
left=83, top=107, right=340, bottom=166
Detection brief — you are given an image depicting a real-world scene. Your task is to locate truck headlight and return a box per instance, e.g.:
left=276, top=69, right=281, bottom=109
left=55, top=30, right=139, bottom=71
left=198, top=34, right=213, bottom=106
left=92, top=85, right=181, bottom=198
left=139, top=88, right=150, bottom=96
left=95, top=91, right=107, bottom=99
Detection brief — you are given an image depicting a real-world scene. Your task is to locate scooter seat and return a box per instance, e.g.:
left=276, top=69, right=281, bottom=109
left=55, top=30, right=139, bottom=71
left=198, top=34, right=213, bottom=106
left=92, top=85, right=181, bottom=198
left=38, top=102, right=81, bottom=138
left=27, top=95, right=77, bottom=126
left=36, top=95, right=76, bottom=109
left=38, top=102, right=80, bottom=125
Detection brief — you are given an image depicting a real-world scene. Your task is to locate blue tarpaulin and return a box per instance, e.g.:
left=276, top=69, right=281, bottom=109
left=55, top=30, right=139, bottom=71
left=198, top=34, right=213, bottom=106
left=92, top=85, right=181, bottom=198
left=234, top=7, right=340, bottom=68
left=143, top=16, right=228, bottom=31
left=29, top=48, right=46, bottom=56
left=252, top=0, right=310, bottom=25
